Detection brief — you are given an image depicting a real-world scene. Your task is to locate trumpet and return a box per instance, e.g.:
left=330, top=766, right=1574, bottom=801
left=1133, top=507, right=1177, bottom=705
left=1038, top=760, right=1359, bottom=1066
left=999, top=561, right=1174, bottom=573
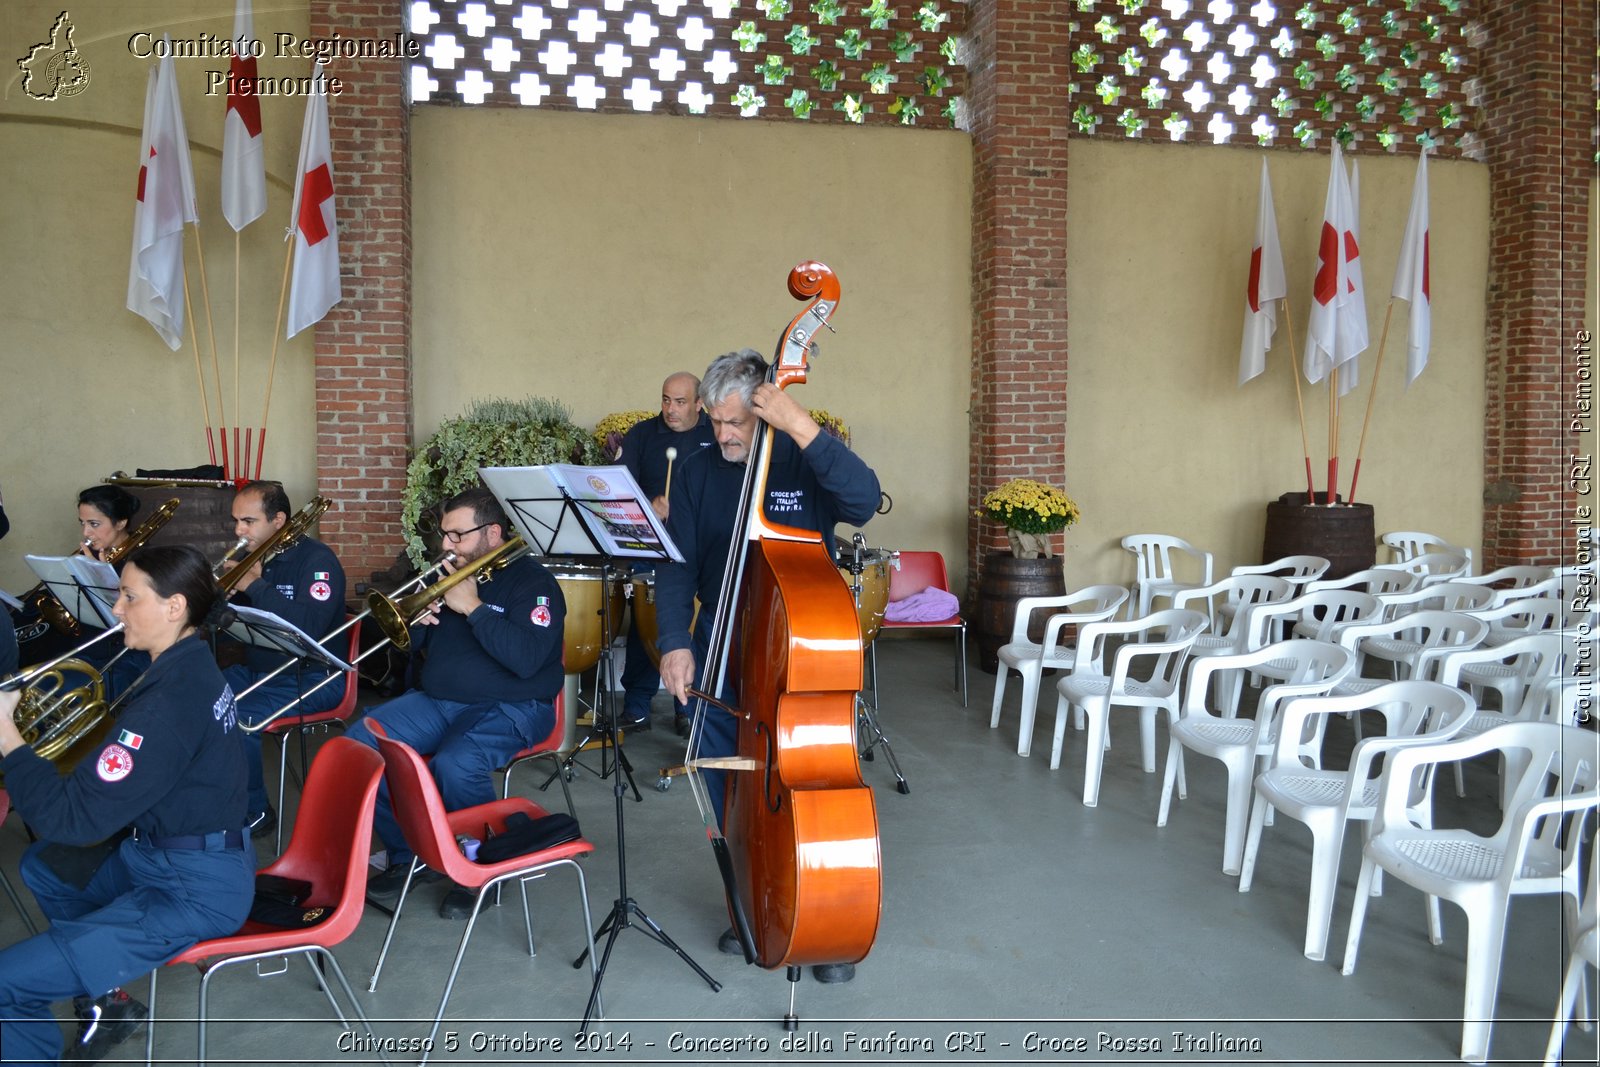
left=235, top=551, right=457, bottom=734
left=367, top=536, right=529, bottom=654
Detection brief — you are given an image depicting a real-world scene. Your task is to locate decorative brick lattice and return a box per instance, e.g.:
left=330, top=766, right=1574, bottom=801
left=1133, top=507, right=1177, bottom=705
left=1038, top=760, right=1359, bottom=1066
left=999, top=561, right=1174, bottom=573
left=1064, top=0, right=1478, bottom=156
left=407, top=0, right=968, bottom=126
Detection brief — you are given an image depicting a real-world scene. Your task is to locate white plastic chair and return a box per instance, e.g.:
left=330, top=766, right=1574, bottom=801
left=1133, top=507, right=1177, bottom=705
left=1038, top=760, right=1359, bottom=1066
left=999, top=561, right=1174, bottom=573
left=989, top=583, right=1128, bottom=758
left=1341, top=722, right=1599, bottom=1064
left=1544, top=837, right=1598, bottom=1066
left=1156, top=640, right=1354, bottom=876
left=1436, top=632, right=1575, bottom=800
left=1470, top=597, right=1569, bottom=647
left=1452, top=564, right=1554, bottom=604
left=1238, top=681, right=1476, bottom=961
left=1255, top=588, right=1383, bottom=647
left=1382, top=530, right=1475, bottom=574
left=1372, top=581, right=1496, bottom=623
left=1305, top=567, right=1421, bottom=597
left=1358, top=598, right=1494, bottom=681
left=1377, top=551, right=1473, bottom=588
left=1120, top=534, right=1214, bottom=619
left=1229, top=554, right=1331, bottom=588
left=1172, top=574, right=1297, bottom=716
left=1050, top=608, right=1208, bottom=805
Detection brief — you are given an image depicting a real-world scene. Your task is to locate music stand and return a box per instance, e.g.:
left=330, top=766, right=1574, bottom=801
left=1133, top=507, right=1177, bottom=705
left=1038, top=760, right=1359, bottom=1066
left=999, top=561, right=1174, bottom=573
left=223, top=605, right=354, bottom=681
left=24, top=554, right=119, bottom=631
left=480, top=465, right=720, bottom=1032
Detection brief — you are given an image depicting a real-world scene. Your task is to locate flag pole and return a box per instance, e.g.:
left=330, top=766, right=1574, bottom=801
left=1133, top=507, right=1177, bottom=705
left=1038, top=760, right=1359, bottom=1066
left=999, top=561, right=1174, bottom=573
left=1279, top=298, right=1316, bottom=500
left=233, top=230, right=247, bottom=480
left=181, top=266, right=217, bottom=468
left=1326, top=375, right=1338, bottom=506
left=1348, top=299, right=1396, bottom=504
left=190, top=227, right=231, bottom=480
left=257, top=238, right=296, bottom=480
left=182, top=234, right=228, bottom=479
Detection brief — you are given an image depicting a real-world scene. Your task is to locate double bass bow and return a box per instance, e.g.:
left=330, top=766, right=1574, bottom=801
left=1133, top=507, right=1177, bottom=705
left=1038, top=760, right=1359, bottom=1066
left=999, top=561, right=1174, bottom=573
left=684, top=261, right=883, bottom=1020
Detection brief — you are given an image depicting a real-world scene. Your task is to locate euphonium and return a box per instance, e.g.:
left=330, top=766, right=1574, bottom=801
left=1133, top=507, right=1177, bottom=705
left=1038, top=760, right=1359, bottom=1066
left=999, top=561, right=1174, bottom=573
left=27, top=498, right=182, bottom=636
left=366, top=536, right=527, bottom=653
left=216, top=497, right=332, bottom=595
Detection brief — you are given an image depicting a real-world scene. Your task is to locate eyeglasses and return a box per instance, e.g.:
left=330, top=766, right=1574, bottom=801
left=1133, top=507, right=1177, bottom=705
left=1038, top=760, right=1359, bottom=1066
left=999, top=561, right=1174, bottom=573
left=440, top=522, right=489, bottom=544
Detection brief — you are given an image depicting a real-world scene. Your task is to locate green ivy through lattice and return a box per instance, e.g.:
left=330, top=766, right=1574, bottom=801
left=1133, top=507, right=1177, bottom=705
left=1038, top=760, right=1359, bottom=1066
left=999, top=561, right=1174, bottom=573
left=407, top=0, right=966, bottom=129
left=1064, top=0, right=1477, bottom=155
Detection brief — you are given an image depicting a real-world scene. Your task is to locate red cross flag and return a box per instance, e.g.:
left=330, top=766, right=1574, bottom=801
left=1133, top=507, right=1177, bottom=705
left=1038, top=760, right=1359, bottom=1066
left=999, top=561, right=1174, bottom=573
left=286, top=62, right=341, bottom=339
left=1238, top=159, right=1287, bottom=385
left=220, top=0, right=266, bottom=231
left=1303, top=142, right=1367, bottom=396
left=126, top=49, right=199, bottom=350
left=1391, top=149, right=1432, bottom=386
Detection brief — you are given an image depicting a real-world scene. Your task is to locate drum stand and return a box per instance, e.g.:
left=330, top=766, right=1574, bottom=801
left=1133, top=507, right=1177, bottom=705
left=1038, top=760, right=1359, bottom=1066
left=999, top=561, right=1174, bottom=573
left=574, top=564, right=719, bottom=1032
left=842, top=545, right=909, bottom=795
left=544, top=566, right=642, bottom=803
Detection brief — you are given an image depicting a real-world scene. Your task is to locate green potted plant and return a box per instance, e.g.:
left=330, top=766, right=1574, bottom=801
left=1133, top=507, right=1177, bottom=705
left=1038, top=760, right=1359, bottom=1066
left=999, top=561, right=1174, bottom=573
left=401, top=397, right=600, bottom=566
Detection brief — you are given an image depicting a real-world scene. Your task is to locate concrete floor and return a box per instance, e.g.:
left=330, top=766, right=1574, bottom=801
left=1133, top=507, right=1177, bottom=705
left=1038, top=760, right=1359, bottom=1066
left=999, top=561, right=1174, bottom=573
left=1, top=636, right=1595, bottom=1065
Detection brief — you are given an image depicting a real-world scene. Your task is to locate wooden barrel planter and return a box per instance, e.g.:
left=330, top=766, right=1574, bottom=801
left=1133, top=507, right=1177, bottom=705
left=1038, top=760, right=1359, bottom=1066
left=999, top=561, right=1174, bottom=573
left=975, top=552, right=1066, bottom=674
left=1261, top=492, right=1376, bottom=579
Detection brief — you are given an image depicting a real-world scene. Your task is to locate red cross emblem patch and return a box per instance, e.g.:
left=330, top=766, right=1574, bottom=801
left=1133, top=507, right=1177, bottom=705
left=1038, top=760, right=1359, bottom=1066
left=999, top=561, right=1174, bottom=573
left=309, top=580, right=332, bottom=602
left=97, top=744, right=135, bottom=782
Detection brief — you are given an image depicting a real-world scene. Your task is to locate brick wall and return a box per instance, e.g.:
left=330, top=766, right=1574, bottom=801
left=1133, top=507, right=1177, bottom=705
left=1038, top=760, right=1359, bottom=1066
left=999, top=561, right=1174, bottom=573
left=964, top=0, right=1074, bottom=596
left=1478, top=0, right=1594, bottom=567
left=311, top=0, right=413, bottom=588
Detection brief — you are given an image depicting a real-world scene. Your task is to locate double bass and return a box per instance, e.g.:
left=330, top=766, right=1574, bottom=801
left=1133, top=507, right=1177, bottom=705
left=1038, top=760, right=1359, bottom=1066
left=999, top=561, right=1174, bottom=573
left=685, top=262, right=882, bottom=1020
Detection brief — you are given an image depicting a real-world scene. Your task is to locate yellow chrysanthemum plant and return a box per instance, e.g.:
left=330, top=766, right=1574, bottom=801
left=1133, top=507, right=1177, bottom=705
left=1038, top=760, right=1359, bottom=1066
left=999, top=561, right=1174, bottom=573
left=593, top=410, right=655, bottom=463
left=977, top=478, right=1082, bottom=559
left=809, top=409, right=850, bottom=447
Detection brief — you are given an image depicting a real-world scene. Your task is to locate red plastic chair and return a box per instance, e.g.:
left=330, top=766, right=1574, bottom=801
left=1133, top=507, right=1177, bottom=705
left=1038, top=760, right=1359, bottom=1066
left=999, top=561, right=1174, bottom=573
left=262, top=616, right=364, bottom=850
left=366, top=725, right=600, bottom=1063
left=143, top=737, right=386, bottom=1067
left=0, top=790, right=38, bottom=935
left=500, top=684, right=575, bottom=816
left=880, top=550, right=968, bottom=705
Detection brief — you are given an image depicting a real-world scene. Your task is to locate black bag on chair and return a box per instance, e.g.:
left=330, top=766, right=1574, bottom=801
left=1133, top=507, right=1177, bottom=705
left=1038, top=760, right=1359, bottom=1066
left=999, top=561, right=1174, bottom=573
left=248, top=874, right=328, bottom=928
left=475, top=812, right=581, bottom=863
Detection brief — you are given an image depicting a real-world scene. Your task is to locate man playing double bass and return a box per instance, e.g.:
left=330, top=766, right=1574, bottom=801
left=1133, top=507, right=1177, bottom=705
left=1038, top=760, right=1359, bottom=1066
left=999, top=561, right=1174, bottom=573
left=655, top=348, right=881, bottom=985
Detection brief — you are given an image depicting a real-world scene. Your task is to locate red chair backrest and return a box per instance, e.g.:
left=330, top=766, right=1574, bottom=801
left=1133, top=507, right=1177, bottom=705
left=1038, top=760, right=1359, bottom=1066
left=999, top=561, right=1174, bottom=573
left=332, top=615, right=362, bottom=717
left=888, top=550, right=949, bottom=602
left=369, top=725, right=469, bottom=881
left=261, top=736, right=384, bottom=942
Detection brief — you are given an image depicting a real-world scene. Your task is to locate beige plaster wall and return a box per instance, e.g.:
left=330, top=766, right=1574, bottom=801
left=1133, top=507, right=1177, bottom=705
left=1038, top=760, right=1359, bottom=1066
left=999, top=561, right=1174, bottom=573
left=0, top=2, right=321, bottom=591
left=411, top=108, right=975, bottom=586
left=1064, top=138, right=1490, bottom=591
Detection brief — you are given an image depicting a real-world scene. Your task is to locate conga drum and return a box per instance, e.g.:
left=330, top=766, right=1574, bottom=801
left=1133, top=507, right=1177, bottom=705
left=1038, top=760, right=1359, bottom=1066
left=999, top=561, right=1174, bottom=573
left=552, top=566, right=624, bottom=674
left=628, top=574, right=698, bottom=667
left=838, top=547, right=894, bottom=646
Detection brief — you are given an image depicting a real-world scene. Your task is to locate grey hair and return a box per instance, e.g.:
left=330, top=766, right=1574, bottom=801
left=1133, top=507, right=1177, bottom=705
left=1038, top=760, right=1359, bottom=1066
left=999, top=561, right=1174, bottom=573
left=699, top=349, right=768, bottom=409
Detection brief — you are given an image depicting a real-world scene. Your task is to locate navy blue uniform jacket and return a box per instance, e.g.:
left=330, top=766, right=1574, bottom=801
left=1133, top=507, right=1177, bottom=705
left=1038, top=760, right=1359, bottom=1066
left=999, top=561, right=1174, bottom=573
left=655, top=431, right=880, bottom=656
left=620, top=412, right=716, bottom=500
left=231, top=537, right=346, bottom=674
left=416, top=556, right=566, bottom=705
left=1, top=633, right=247, bottom=844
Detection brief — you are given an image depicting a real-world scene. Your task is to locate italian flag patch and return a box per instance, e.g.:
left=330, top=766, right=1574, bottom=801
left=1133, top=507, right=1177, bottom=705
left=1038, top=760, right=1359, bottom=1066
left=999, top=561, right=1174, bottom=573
left=117, top=729, right=144, bottom=750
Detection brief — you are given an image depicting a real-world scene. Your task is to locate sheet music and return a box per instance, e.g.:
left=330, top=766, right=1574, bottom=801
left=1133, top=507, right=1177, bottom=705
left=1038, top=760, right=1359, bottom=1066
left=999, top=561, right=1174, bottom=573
left=481, top=464, right=684, bottom=562
left=24, top=553, right=118, bottom=628
left=67, top=557, right=120, bottom=613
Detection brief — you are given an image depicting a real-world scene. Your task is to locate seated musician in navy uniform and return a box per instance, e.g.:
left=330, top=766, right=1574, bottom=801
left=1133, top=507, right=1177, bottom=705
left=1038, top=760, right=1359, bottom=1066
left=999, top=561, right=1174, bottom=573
left=0, top=545, right=253, bottom=1064
left=616, top=370, right=715, bottom=736
left=0, top=482, right=15, bottom=679
left=655, top=348, right=881, bottom=985
left=220, top=481, right=346, bottom=840
left=348, top=488, right=565, bottom=920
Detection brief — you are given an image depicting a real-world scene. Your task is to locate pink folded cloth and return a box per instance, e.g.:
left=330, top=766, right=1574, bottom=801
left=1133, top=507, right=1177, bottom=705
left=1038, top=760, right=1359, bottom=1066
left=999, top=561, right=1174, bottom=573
left=885, top=588, right=960, bottom=623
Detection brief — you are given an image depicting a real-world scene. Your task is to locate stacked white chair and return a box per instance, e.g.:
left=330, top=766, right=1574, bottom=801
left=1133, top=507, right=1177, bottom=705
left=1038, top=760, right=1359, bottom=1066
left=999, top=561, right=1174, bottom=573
left=1237, top=681, right=1476, bottom=961
left=989, top=584, right=1128, bottom=758
left=1050, top=608, right=1208, bottom=805
left=1341, top=721, right=1598, bottom=1064
left=1156, top=640, right=1354, bottom=876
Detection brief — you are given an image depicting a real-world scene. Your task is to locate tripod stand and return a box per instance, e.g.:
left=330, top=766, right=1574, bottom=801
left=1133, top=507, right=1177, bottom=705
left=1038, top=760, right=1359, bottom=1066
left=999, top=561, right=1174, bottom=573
left=841, top=539, right=909, bottom=794
left=544, top=567, right=642, bottom=803
left=573, top=560, right=719, bottom=1029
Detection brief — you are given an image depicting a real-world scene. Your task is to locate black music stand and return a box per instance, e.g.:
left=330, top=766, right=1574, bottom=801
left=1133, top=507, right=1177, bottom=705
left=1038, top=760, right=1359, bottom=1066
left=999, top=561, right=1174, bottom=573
left=479, top=464, right=719, bottom=1032
left=223, top=605, right=354, bottom=680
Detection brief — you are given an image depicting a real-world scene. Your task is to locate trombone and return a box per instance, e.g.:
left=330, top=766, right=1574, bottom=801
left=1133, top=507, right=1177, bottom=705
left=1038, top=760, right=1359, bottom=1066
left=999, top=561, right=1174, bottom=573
left=234, top=549, right=457, bottom=734
left=17, top=498, right=181, bottom=637
left=216, top=497, right=332, bottom=596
